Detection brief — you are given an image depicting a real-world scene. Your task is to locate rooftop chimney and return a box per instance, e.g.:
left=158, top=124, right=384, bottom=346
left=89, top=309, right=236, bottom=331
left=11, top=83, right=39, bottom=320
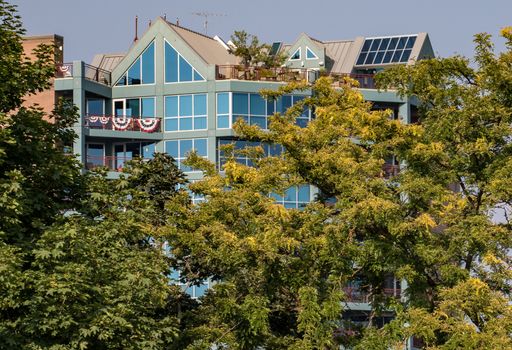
left=134, top=15, right=138, bottom=42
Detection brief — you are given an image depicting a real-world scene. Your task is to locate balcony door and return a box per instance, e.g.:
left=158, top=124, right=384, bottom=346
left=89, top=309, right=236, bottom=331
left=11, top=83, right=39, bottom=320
left=113, top=142, right=154, bottom=170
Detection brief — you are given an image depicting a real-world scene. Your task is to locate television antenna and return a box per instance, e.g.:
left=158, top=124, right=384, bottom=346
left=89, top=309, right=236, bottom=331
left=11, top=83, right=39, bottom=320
left=191, top=12, right=226, bottom=35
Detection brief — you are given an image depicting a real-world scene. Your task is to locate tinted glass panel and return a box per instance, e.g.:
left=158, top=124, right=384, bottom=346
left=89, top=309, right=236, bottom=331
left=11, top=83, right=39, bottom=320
left=383, top=51, right=394, bottom=63
left=180, top=117, right=193, bottom=130
left=217, top=93, right=229, bottom=114
left=166, top=141, right=178, bottom=158
left=250, top=94, right=265, bottom=115
left=400, top=49, right=412, bottom=62
left=284, top=187, right=296, bottom=202
left=374, top=51, right=385, bottom=64
left=298, top=185, right=310, bottom=202
left=116, top=75, right=126, bottom=86
left=397, top=37, right=407, bottom=50
left=165, top=43, right=178, bottom=82
left=218, top=115, right=229, bottom=128
left=388, top=37, right=399, bottom=50
left=306, top=48, right=317, bottom=59
left=361, top=39, right=372, bottom=52
left=180, top=140, right=193, bottom=157
left=233, top=93, right=248, bottom=115
left=405, top=36, right=416, bottom=49
left=379, top=38, right=390, bottom=50
left=194, top=94, right=207, bottom=115
left=194, top=117, right=207, bottom=129
left=365, top=52, right=376, bottom=65
left=290, top=48, right=300, bottom=60
left=194, top=139, right=207, bottom=156
left=126, top=99, right=140, bottom=117
left=392, top=50, right=403, bottom=63
left=193, top=70, right=204, bottom=81
left=165, top=96, right=178, bottom=117
left=356, top=52, right=367, bottom=65
left=370, top=39, right=381, bottom=51
left=141, top=42, right=155, bottom=84
left=165, top=118, right=178, bottom=131
left=179, top=56, right=193, bottom=81
left=180, top=95, right=193, bottom=116
left=127, top=58, right=141, bottom=85
left=87, top=99, right=104, bottom=115
left=141, top=98, right=155, bottom=117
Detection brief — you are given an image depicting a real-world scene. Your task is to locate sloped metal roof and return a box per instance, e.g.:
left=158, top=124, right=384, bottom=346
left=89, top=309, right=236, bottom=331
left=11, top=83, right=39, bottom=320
left=321, top=40, right=355, bottom=74
left=91, top=53, right=125, bottom=71
left=165, top=21, right=239, bottom=65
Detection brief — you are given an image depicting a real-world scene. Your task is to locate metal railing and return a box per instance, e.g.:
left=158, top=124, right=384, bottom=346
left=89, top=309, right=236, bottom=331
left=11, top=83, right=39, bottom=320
left=215, top=65, right=377, bottom=88
left=84, top=115, right=162, bottom=133
left=216, top=65, right=309, bottom=82
left=383, top=164, right=400, bottom=178
left=55, top=63, right=112, bottom=85
left=85, top=155, right=150, bottom=171
left=84, top=64, right=111, bottom=85
left=343, top=287, right=401, bottom=303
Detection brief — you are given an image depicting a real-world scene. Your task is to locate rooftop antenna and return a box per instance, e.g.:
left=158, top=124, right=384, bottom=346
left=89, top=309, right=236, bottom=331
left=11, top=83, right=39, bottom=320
left=134, top=15, right=138, bottom=42
left=191, top=12, right=226, bottom=35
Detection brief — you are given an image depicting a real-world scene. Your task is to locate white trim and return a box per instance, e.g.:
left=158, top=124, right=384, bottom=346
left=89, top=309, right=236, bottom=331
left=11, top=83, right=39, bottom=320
left=113, top=97, right=156, bottom=117
left=163, top=39, right=206, bottom=84
left=289, top=47, right=301, bottom=61
left=216, top=92, right=232, bottom=130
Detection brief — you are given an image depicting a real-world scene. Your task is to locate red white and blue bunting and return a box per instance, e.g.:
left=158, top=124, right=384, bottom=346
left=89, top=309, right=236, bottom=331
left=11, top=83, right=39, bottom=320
left=137, top=118, right=160, bottom=132
left=112, top=116, right=131, bottom=130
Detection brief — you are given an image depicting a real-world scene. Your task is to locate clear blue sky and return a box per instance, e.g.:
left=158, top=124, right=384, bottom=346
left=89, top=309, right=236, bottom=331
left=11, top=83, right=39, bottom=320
left=12, top=0, right=511, bottom=63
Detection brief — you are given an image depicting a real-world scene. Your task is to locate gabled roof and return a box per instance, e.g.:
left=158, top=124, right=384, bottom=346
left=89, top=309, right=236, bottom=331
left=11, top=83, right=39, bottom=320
left=164, top=19, right=238, bottom=65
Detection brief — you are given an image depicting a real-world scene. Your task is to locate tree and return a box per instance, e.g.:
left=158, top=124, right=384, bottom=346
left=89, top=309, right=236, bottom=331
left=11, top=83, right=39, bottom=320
left=0, top=2, right=188, bottom=348
left=169, top=30, right=512, bottom=349
left=228, top=30, right=286, bottom=68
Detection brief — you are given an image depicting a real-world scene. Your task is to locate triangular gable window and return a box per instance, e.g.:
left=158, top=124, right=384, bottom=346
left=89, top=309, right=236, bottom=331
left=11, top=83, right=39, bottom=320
left=165, top=41, right=205, bottom=83
left=306, top=47, right=318, bottom=60
left=289, top=47, right=301, bottom=60
left=116, top=41, right=155, bottom=86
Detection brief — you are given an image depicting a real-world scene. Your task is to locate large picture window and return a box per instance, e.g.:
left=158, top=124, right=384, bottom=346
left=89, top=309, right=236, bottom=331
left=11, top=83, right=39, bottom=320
left=165, top=138, right=207, bottom=172
left=116, top=41, right=155, bottom=86
left=217, top=93, right=312, bottom=129
left=165, top=94, right=207, bottom=131
left=165, top=41, right=205, bottom=83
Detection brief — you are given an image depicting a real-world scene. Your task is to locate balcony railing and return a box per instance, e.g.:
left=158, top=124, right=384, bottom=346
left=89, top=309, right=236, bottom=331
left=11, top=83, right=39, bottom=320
left=84, top=64, right=111, bottom=85
left=215, top=65, right=377, bottom=88
left=343, top=287, right=401, bottom=303
left=216, top=65, right=309, bottom=82
left=383, top=164, right=400, bottom=178
left=85, top=156, right=150, bottom=172
left=84, top=115, right=161, bottom=133
left=55, top=63, right=112, bottom=85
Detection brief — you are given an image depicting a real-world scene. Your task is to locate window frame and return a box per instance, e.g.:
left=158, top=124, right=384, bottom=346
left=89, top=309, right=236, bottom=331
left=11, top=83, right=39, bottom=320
left=305, top=46, right=318, bottom=60
left=165, top=138, right=208, bottom=173
left=289, top=47, right=301, bottom=61
left=164, top=39, right=206, bottom=84
left=114, top=41, right=156, bottom=86
left=164, top=93, right=208, bottom=132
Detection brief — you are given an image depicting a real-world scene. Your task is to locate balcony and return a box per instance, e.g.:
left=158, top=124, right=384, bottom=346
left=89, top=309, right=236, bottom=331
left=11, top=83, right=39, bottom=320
left=85, top=156, right=150, bottom=172
left=56, top=62, right=111, bottom=85
left=343, top=287, right=401, bottom=303
left=215, top=65, right=376, bottom=88
left=84, top=115, right=161, bottom=133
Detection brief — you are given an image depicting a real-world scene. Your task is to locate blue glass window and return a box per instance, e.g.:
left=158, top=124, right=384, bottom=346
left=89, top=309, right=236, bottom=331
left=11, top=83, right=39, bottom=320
left=127, top=58, right=141, bottom=85
left=86, top=99, right=104, bottom=115
left=164, top=94, right=207, bottom=132
left=271, top=185, right=311, bottom=209
left=166, top=139, right=208, bottom=171
left=290, top=47, right=301, bottom=60
left=141, top=42, right=155, bottom=84
left=165, top=41, right=205, bottom=83
left=179, top=56, right=193, bottom=81
left=165, top=43, right=178, bottom=83
left=217, top=93, right=230, bottom=129
left=306, top=47, right=318, bottom=59
left=233, top=93, right=249, bottom=115
left=116, top=42, right=155, bottom=86
left=141, top=98, right=155, bottom=117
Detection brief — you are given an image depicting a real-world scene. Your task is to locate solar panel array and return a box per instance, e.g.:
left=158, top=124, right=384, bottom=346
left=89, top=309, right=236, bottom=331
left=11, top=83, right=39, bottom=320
left=356, top=35, right=417, bottom=66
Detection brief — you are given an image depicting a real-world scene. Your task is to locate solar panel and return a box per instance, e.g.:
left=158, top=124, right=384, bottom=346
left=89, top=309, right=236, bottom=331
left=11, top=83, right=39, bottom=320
left=270, top=42, right=282, bottom=56
left=356, top=35, right=417, bottom=66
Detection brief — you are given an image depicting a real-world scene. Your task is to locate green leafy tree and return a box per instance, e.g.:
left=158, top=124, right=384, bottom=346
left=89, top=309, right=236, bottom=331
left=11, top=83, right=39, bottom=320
left=228, top=30, right=286, bottom=68
left=0, top=2, right=188, bottom=348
